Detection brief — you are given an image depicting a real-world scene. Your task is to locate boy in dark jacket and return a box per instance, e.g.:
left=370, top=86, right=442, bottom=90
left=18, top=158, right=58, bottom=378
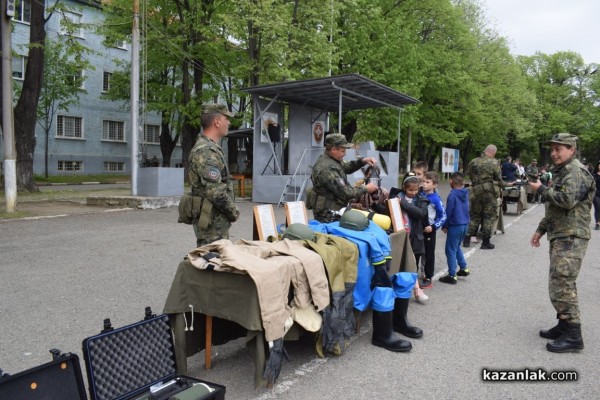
left=440, top=172, right=471, bottom=284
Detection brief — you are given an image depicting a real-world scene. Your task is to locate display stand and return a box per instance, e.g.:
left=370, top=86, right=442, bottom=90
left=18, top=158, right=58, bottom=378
left=284, top=201, right=308, bottom=225
left=252, top=204, right=278, bottom=240
left=387, top=198, right=406, bottom=232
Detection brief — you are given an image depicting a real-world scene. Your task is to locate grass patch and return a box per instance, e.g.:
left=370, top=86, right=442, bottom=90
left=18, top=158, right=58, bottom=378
left=34, top=174, right=130, bottom=184
left=0, top=211, right=32, bottom=219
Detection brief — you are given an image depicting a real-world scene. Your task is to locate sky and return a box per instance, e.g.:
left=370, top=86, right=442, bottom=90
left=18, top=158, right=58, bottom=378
left=482, top=0, right=599, bottom=64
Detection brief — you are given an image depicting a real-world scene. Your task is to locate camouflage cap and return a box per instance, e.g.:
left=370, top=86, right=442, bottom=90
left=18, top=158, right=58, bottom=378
left=546, top=133, right=578, bottom=147
left=325, top=133, right=353, bottom=148
left=202, top=103, right=235, bottom=117
left=531, top=159, right=537, bottom=163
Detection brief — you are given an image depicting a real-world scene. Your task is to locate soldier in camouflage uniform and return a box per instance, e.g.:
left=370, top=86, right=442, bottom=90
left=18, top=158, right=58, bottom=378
left=188, top=104, right=240, bottom=247
left=309, top=133, right=378, bottom=222
left=530, top=133, right=595, bottom=353
left=464, top=144, right=507, bottom=249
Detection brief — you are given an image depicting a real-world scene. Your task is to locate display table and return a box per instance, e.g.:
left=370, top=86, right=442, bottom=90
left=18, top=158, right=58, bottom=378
left=163, top=230, right=414, bottom=388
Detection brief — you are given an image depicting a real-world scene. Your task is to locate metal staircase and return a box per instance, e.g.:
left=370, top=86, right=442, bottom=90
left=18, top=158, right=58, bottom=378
left=277, top=148, right=321, bottom=206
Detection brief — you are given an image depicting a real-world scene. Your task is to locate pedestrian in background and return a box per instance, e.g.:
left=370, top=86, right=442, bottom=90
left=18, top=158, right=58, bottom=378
left=188, top=104, right=240, bottom=247
left=593, top=162, right=600, bottom=231
left=530, top=133, right=595, bottom=353
left=463, top=144, right=507, bottom=250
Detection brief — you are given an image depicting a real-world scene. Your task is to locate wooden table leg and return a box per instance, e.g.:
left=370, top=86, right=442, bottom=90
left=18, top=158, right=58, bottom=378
left=205, top=315, right=212, bottom=370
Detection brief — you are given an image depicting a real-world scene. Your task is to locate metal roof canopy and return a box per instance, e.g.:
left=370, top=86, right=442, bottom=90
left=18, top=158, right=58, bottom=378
left=242, top=73, right=419, bottom=113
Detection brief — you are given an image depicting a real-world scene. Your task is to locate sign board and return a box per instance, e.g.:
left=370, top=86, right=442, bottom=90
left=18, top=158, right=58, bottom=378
left=253, top=204, right=278, bottom=241
left=284, top=201, right=308, bottom=225
left=441, top=147, right=460, bottom=173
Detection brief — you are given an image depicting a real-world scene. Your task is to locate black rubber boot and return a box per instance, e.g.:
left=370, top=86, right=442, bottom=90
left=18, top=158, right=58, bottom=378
left=480, top=236, right=495, bottom=250
left=393, top=298, right=423, bottom=338
left=540, top=315, right=567, bottom=339
left=372, top=310, right=412, bottom=352
left=546, top=322, right=584, bottom=353
left=462, top=236, right=471, bottom=248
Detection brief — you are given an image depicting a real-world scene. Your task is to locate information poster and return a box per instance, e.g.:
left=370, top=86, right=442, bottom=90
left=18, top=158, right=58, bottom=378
left=253, top=204, right=278, bottom=240
left=285, top=201, right=308, bottom=225
left=311, top=121, right=325, bottom=147
left=442, top=147, right=460, bottom=173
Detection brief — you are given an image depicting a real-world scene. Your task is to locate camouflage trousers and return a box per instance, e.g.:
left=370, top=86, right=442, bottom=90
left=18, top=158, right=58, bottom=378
left=548, top=237, right=589, bottom=324
left=193, top=213, right=231, bottom=247
left=467, top=191, right=497, bottom=237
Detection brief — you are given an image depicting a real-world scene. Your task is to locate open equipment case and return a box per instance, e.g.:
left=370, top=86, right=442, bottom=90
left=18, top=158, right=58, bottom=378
left=0, top=308, right=225, bottom=400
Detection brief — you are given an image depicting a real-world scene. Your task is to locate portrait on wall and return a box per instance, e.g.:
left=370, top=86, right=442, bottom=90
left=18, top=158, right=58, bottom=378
left=441, top=147, right=459, bottom=173
left=261, top=112, right=278, bottom=143
left=311, top=121, right=325, bottom=147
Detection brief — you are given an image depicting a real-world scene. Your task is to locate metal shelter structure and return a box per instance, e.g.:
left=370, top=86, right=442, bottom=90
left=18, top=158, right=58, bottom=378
left=241, top=74, right=419, bottom=204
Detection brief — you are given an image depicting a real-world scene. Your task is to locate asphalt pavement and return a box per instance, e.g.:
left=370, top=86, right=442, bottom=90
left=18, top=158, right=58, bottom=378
left=1, top=189, right=599, bottom=399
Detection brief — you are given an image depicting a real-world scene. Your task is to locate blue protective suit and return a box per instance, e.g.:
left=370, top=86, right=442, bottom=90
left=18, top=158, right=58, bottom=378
left=310, top=220, right=402, bottom=312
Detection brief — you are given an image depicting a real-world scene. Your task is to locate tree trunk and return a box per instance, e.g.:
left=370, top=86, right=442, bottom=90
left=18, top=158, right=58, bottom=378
left=14, top=0, right=45, bottom=192
left=159, top=118, right=177, bottom=167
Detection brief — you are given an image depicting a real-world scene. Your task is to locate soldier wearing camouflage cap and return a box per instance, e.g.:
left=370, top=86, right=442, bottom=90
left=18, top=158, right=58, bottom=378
left=188, top=104, right=239, bottom=247
left=308, top=133, right=379, bottom=222
left=530, top=133, right=596, bottom=353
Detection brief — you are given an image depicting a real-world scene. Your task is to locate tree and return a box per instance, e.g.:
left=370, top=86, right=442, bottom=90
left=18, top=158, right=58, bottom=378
left=37, top=39, right=92, bottom=177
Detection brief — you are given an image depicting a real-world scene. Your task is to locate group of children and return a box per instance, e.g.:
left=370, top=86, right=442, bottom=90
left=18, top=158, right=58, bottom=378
left=391, top=161, right=471, bottom=295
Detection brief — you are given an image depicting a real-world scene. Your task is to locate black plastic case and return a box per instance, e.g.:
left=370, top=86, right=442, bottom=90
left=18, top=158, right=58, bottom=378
left=0, top=350, right=87, bottom=400
left=82, top=312, right=225, bottom=400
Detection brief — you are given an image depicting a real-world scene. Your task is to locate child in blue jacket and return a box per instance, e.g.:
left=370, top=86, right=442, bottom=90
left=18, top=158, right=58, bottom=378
left=421, top=172, right=447, bottom=288
left=440, top=172, right=471, bottom=284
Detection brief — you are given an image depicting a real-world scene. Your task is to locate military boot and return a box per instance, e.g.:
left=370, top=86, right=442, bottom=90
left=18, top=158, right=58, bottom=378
left=372, top=310, right=412, bottom=352
left=462, top=236, right=471, bottom=248
left=540, top=315, right=567, bottom=339
left=480, top=236, right=495, bottom=250
left=392, top=298, right=423, bottom=338
left=546, top=322, right=584, bottom=353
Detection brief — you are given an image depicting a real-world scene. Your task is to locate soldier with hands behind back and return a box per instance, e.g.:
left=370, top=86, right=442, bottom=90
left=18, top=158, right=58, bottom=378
left=529, top=133, right=595, bottom=353
left=188, top=104, right=240, bottom=247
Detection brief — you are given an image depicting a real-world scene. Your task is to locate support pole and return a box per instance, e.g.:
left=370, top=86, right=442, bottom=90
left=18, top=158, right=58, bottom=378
left=396, top=109, right=402, bottom=174
left=2, top=0, right=17, bottom=212
left=130, top=0, right=140, bottom=195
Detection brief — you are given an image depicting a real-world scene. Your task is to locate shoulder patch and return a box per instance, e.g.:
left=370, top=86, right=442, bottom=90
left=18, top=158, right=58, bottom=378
left=204, top=166, right=221, bottom=182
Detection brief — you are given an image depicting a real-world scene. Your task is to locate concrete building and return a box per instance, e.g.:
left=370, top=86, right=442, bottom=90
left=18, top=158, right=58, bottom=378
left=7, top=0, right=182, bottom=176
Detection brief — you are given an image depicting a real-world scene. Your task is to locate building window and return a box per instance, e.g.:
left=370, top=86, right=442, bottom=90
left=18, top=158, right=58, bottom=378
left=102, top=71, right=112, bottom=92
left=144, top=124, right=160, bottom=144
left=12, top=56, right=26, bottom=80
left=60, top=11, right=83, bottom=38
left=57, top=115, right=83, bottom=138
left=58, top=161, right=83, bottom=172
left=103, top=120, right=125, bottom=141
left=104, top=162, right=125, bottom=172
left=68, top=69, right=85, bottom=89
left=13, top=0, right=32, bottom=23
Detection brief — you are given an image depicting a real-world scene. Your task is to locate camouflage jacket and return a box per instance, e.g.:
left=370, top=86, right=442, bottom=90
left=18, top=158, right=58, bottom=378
left=468, top=155, right=505, bottom=190
left=526, top=164, right=539, bottom=177
left=310, top=152, right=367, bottom=221
left=188, top=135, right=239, bottom=222
left=536, top=157, right=595, bottom=241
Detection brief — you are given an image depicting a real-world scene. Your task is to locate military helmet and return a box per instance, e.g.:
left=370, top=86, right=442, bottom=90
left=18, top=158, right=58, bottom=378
left=339, top=209, right=369, bottom=231
left=282, top=223, right=316, bottom=241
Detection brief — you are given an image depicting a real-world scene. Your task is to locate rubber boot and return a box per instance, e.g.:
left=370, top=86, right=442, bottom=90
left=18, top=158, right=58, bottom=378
left=480, top=236, right=495, bottom=250
left=546, top=322, right=584, bottom=353
left=393, top=298, right=423, bottom=338
left=462, top=236, right=471, bottom=248
left=540, top=315, right=567, bottom=339
left=372, top=310, right=412, bottom=352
